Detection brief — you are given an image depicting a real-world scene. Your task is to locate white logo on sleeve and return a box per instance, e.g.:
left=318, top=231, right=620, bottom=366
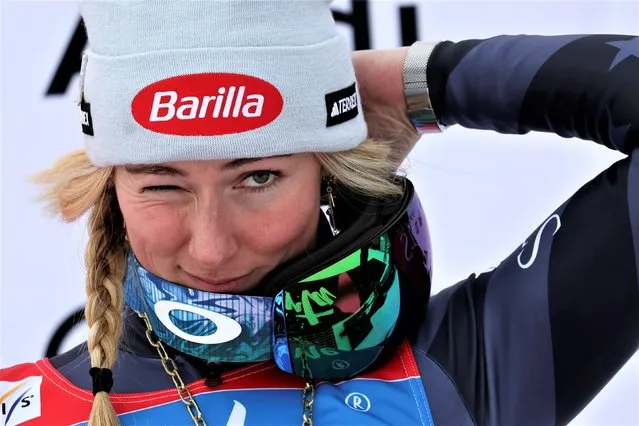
left=0, top=376, right=43, bottom=426
left=517, top=214, right=562, bottom=269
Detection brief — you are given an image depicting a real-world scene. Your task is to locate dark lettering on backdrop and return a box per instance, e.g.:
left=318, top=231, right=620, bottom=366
left=45, top=307, right=85, bottom=357
left=332, top=0, right=371, bottom=53
left=45, top=19, right=86, bottom=96
left=45, top=0, right=420, bottom=96
left=398, top=6, right=418, bottom=47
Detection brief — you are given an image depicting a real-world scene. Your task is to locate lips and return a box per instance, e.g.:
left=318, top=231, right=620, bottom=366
left=182, top=270, right=252, bottom=292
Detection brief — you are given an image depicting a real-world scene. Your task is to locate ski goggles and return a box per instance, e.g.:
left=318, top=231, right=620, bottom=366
left=123, top=177, right=432, bottom=380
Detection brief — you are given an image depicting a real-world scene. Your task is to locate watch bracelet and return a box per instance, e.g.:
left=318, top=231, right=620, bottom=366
left=403, top=41, right=445, bottom=134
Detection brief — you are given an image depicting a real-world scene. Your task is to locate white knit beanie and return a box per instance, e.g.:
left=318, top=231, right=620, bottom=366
left=78, top=0, right=368, bottom=166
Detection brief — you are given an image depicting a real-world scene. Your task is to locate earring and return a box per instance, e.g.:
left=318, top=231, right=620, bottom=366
left=325, top=177, right=340, bottom=236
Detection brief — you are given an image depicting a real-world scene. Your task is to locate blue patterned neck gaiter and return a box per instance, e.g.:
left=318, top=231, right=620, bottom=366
left=123, top=252, right=274, bottom=363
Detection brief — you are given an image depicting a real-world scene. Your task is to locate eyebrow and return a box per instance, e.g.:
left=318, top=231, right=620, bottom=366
left=221, top=155, right=291, bottom=171
left=124, top=155, right=293, bottom=176
left=124, top=164, right=187, bottom=176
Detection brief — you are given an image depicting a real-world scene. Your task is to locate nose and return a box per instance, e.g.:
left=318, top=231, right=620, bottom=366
left=187, top=204, right=239, bottom=268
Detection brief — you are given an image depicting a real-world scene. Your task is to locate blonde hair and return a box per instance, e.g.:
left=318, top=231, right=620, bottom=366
left=32, top=137, right=403, bottom=426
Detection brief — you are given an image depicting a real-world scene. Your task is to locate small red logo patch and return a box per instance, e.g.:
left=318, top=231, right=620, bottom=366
left=131, top=73, right=284, bottom=136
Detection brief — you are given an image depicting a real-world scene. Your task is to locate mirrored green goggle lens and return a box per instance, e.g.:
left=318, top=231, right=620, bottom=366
left=272, top=234, right=401, bottom=380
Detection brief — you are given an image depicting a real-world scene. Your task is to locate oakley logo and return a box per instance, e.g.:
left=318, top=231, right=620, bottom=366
left=517, top=214, right=562, bottom=269
left=131, top=73, right=284, bottom=136
left=154, top=300, right=242, bottom=345
left=345, top=392, right=371, bottom=412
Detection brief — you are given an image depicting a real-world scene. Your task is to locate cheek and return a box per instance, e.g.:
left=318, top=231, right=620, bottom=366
left=244, top=186, right=320, bottom=257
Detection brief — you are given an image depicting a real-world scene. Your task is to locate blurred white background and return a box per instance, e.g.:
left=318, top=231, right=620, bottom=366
left=1, top=1, right=638, bottom=424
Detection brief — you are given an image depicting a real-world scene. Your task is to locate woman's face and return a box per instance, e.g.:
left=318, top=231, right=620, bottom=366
left=114, top=153, right=322, bottom=293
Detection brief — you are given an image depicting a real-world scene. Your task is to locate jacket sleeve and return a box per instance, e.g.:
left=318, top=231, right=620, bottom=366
left=427, top=34, right=639, bottom=154
left=413, top=34, right=639, bottom=426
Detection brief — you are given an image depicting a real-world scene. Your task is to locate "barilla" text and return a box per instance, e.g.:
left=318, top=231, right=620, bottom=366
left=149, top=86, right=264, bottom=121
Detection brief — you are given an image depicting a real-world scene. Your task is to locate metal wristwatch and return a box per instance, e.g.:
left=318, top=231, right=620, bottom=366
left=403, top=41, right=445, bottom=134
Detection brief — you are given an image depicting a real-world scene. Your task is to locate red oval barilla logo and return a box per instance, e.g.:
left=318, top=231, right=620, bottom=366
left=131, top=73, right=284, bottom=136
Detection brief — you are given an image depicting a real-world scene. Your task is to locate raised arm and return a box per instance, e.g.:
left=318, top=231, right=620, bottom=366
left=428, top=34, right=638, bottom=153
left=413, top=34, right=639, bottom=426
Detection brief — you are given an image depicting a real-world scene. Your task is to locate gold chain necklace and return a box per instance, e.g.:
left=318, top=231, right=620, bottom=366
left=137, top=312, right=207, bottom=425
left=136, top=311, right=316, bottom=426
left=301, top=381, right=315, bottom=425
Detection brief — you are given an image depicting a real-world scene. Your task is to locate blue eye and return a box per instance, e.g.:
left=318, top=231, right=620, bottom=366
left=242, top=170, right=282, bottom=192
left=246, top=171, right=274, bottom=186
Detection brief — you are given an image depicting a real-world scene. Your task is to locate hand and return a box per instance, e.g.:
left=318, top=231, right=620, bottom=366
left=351, top=47, right=421, bottom=166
